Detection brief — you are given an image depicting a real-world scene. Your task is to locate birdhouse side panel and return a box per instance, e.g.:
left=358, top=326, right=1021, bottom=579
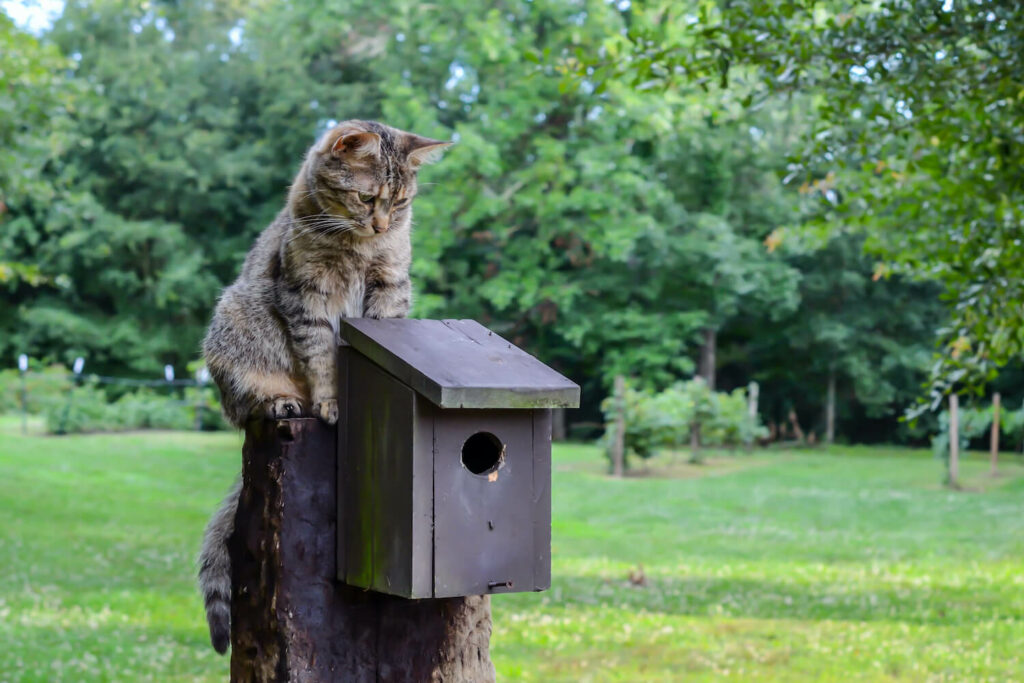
left=338, top=350, right=426, bottom=597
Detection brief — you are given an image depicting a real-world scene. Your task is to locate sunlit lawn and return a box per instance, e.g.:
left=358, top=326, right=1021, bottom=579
left=1, top=415, right=1022, bottom=681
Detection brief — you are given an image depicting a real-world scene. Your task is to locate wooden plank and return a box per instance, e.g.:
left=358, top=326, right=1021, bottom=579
left=532, top=409, right=552, bottom=592
left=432, top=410, right=540, bottom=597
left=410, top=397, right=434, bottom=598
left=341, top=318, right=580, bottom=409
left=341, top=353, right=418, bottom=597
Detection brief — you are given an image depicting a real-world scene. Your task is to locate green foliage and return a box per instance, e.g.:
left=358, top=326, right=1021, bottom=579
left=704, top=386, right=766, bottom=447
left=745, top=233, right=943, bottom=436
left=0, top=0, right=963, bottom=444
left=0, top=360, right=227, bottom=433
left=40, top=381, right=216, bottom=434
left=932, top=399, right=1024, bottom=466
left=0, top=0, right=804, bottom=413
left=585, top=1, right=1024, bottom=405
left=601, top=378, right=767, bottom=467
left=0, top=363, right=71, bottom=413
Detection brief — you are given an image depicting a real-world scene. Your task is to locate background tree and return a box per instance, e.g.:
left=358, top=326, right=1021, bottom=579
left=0, top=0, right=973, bottom=443
left=584, top=0, right=1024, bottom=407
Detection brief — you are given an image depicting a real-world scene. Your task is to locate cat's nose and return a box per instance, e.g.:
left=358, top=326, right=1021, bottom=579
left=372, top=208, right=389, bottom=233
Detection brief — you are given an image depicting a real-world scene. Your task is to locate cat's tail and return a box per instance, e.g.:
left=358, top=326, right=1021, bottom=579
left=198, top=478, right=241, bottom=655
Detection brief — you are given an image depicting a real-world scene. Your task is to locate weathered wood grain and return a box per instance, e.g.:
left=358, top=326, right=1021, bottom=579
left=229, top=418, right=494, bottom=682
left=341, top=318, right=580, bottom=409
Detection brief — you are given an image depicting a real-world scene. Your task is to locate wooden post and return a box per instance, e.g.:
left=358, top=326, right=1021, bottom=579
left=611, top=375, right=625, bottom=477
left=19, top=364, right=28, bottom=435
left=746, top=381, right=759, bottom=451
left=990, top=392, right=1000, bottom=476
left=825, top=368, right=836, bottom=447
left=949, top=393, right=960, bottom=488
left=229, top=418, right=494, bottom=682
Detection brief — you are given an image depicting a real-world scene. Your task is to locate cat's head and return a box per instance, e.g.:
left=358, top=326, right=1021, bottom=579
left=295, top=120, right=450, bottom=238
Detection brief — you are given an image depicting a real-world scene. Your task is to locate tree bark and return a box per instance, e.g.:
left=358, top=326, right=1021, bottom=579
left=825, top=368, right=836, bottom=447
left=229, top=418, right=495, bottom=682
left=787, top=409, right=805, bottom=444
left=610, top=375, right=625, bottom=477
left=990, top=392, right=1000, bottom=476
left=698, top=327, right=717, bottom=391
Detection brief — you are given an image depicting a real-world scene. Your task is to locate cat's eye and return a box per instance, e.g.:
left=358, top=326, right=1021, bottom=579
left=394, top=198, right=410, bottom=209
left=358, top=192, right=375, bottom=203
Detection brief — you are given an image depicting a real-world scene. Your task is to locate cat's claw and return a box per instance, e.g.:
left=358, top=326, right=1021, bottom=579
left=314, top=399, right=338, bottom=425
left=267, top=397, right=302, bottom=420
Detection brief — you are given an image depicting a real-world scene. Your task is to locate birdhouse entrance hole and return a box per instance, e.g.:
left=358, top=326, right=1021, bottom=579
left=461, top=432, right=504, bottom=475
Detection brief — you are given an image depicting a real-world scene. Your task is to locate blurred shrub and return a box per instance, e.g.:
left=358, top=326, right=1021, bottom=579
left=42, top=383, right=227, bottom=434
left=2, top=362, right=229, bottom=434
left=42, top=381, right=114, bottom=434
left=0, top=363, right=72, bottom=413
left=601, top=378, right=768, bottom=468
left=705, top=388, right=767, bottom=448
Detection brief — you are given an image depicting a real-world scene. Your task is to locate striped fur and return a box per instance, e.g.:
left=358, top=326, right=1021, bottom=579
left=197, top=120, right=448, bottom=654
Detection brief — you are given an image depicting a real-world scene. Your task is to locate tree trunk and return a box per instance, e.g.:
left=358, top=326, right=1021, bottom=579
left=787, top=409, right=805, bottom=444
left=698, top=327, right=717, bottom=391
left=688, top=422, right=701, bottom=464
left=825, top=368, right=836, bottom=447
left=948, top=394, right=960, bottom=488
left=229, top=418, right=495, bottom=682
left=990, top=392, right=1000, bottom=476
left=747, top=382, right=759, bottom=421
left=610, top=375, right=626, bottom=477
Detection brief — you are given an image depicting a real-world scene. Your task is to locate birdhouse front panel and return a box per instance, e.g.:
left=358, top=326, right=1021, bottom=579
left=431, top=409, right=551, bottom=598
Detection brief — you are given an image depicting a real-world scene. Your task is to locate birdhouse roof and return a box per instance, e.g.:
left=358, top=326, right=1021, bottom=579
left=340, top=319, right=580, bottom=409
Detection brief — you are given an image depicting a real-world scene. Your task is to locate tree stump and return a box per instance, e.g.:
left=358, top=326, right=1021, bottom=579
left=228, top=418, right=495, bottom=682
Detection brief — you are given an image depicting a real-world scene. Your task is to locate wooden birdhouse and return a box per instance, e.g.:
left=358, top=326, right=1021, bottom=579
left=336, top=318, right=580, bottom=599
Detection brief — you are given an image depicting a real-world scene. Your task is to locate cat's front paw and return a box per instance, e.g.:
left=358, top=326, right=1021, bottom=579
left=314, top=398, right=338, bottom=425
left=266, top=396, right=303, bottom=420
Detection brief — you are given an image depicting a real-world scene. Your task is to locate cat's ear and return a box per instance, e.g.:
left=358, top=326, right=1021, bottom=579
left=406, top=135, right=452, bottom=168
left=331, top=131, right=381, bottom=160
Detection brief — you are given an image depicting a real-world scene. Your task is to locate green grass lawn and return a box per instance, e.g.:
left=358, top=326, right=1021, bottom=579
left=1, top=416, right=1022, bottom=681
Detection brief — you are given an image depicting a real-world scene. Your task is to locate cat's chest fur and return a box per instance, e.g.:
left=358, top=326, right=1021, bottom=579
left=280, top=235, right=388, bottom=331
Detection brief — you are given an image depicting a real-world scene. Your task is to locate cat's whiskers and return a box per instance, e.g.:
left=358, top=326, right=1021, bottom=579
left=289, top=214, right=364, bottom=241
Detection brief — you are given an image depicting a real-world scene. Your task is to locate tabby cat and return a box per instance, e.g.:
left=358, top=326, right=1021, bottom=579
left=197, top=120, right=448, bottom=653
